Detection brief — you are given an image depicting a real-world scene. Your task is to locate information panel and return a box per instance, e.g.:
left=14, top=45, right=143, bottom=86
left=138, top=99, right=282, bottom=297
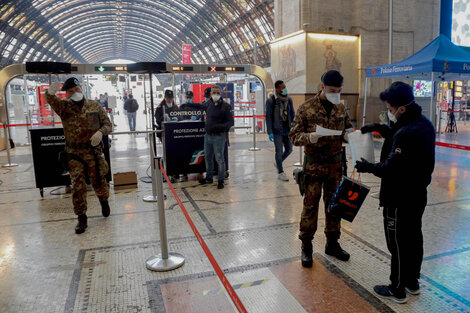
left=163, top=121, right=206, bottom=176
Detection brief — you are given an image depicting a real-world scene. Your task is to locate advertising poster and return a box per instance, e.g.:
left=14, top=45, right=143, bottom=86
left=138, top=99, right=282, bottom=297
left=270, top=32, right=307, bottom=94
left=306, top=34, right=360, bottom=94
left=182, top=44, right=192, bottom=64
left=271, top=32, right=360, bottom=94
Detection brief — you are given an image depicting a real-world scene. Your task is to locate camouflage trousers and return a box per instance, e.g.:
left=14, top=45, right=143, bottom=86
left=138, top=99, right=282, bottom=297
left=299, top=162, right=342, bottom=241
left=68, top=150, right=109, bottom=215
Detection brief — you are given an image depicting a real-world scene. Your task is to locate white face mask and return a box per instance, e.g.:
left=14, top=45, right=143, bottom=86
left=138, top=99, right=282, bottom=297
left=70, top=92, right=83, bottom=102
left=387, top=110, right=397, bottom=123
left=388, top=101, right=412, bottom=123
left=212, top=94, right=221, bottom=102
left=325, top=92, right=341, bottom=105
left=167, top=101, right=173, bottom=108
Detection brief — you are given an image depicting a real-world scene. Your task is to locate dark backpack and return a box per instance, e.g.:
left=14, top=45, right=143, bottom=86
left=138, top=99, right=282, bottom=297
left=128, top=99, right=139, bottom=112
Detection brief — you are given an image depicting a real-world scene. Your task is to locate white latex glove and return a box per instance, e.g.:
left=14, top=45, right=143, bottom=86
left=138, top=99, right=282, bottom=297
left=47, top=81, right=61, bottom=95
left=308, top=132, right=321, bottom=144
left=90, top=131, right=103, bottom=146
left=344, top=128, right=354, bottom=142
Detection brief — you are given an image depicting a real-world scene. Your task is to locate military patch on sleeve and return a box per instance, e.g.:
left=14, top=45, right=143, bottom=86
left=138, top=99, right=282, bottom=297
left=395, top=147, right=402, bottom=154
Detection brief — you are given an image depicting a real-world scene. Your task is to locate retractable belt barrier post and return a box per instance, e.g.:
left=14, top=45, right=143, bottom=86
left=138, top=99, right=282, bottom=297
left=144, top=132, right=159, bottom=202
left=145, top=156, right=185, bottom=271
left=438, top=108, right=442, bottom=134
left=2, top=123, right=18, bottom=168
left=109, top=113, right=116, bottom=141
left=248, top=108, right=261, bottom=151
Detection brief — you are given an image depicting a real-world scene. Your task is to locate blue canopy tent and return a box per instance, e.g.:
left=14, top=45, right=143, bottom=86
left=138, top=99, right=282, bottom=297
left=363, top=34, right=470, bottom=126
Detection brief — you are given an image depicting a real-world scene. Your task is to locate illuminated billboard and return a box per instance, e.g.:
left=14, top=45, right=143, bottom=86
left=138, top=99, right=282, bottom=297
left=413, top=80, right=433, bottom=98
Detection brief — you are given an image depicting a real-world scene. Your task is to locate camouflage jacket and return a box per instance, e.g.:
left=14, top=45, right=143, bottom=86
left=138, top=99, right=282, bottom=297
left=289, top=91, right=352, bottom=160
left=45, top=92, right=112, bottom=152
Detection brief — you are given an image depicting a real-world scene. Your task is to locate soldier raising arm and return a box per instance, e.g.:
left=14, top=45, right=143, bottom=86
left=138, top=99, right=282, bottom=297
left=45, top=78, right=112, bottom=234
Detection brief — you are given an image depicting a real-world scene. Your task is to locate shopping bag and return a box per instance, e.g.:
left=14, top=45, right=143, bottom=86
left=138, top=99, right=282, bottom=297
left=348, top=130, right=375, bottom=165
left=328, top=171, right=370, bottom=222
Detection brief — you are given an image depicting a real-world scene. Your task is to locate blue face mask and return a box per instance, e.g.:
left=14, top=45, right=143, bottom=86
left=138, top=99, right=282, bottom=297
left=186, top=99, right=193, bottom=104
left=281, top=88, right=288, bottom=96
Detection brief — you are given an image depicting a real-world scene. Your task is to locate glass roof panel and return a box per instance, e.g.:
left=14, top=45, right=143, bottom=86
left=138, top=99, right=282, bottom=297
left=0, top=0, right=274, bottom=64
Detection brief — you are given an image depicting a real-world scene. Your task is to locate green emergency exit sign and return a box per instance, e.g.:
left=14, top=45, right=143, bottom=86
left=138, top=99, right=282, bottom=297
left=94, top=66, right=127, bottom=72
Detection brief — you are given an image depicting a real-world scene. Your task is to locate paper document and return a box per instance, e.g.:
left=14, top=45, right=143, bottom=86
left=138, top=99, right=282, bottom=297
left=348, top=131, right=375, bottom=164
left=315, top=125, right=343, bottom=136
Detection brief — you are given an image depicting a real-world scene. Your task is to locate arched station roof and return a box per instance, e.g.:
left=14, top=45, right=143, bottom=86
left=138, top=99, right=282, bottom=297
left=0, top=0, right=274, bottom=68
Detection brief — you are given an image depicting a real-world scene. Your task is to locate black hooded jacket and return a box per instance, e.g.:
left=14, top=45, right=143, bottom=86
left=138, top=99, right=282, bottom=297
left=370, top=103, right=436, bottom=207
left=205, top=98, right=234, bottom=134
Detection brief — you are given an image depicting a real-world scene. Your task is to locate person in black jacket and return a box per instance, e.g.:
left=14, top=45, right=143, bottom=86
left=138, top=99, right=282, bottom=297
left=199, top=85, right=234, bottom=189
left=179, top=90, right=206, bottom=120
left=123, top=94, right=139, bottom=131
left=155, top=90, right=179, bottom=139
left=266, top=80, right=295, bottom=181
left=356, top=82, right=435, bottom=304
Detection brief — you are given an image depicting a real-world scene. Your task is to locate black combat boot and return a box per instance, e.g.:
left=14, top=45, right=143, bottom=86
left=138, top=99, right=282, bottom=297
left=100, top=199, right=110, bottom=217
left=75, top=214, right=88, bottom=234
left=301, top=240, right=313, bottom=268
left=325, top=239, right=350, bottom=261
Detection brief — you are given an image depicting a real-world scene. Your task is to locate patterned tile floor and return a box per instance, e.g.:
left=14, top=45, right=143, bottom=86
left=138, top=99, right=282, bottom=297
left=0, top=131, right=469, bottom=313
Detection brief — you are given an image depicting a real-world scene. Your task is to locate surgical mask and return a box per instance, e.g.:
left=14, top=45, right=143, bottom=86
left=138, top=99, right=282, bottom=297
left=281, top=88, right=288, bottom=96
left=325, top=92, right=341, bottom=105
left=186, top=98, right=193, bottom=104
left=388, top=101, right=412, bottom=123
left=212, top=94, right=221, bottom=102
left=387, top=110, right=397, bottom=123
left=167, top=101, right=173, bottom=108
left=70, top=92, right=83, bottom=102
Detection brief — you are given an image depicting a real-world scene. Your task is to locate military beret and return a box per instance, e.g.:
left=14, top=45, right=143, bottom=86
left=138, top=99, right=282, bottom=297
left=164, top=89, right=174, bottom=98
left=61, top=77, right=80, bottom=91
left=380, top=82, right=414, bottom=107
left=321, top=70, right=344, bottom=87
left=185, top=90, right=194, bottom=97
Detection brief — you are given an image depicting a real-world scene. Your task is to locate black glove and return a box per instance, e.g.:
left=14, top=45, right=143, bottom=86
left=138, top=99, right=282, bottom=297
left=361, top=123, right=392, bottom=138
left=360, top=124, right=379, bottom=134
left=355, top=158, right=374, bottom=173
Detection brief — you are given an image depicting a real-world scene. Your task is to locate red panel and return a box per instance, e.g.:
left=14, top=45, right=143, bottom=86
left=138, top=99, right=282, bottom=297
left=191, top=83, right=215, bottom=103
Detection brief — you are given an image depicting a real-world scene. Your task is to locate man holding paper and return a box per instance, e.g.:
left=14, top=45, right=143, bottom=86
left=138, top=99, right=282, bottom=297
left=355, top=82, right=435, bottom=303
left=289, top=70, right=354, bottom=267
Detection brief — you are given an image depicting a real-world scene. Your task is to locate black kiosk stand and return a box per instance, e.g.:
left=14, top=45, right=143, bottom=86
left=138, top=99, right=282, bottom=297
left=163, top=120, right=229, bottom=180
left=29, top=127, right=111, bottom=197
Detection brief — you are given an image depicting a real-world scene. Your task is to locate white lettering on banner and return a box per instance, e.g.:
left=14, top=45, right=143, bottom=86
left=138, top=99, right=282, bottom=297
left=173, top=128, right=200, bottom=134
left=169, top=111, right=204, bottom=116
left=41, top=135, right=65, bottom=141
left=463, top=63, right=470, bottom=71
left=380, top=65, right=413, bottom=74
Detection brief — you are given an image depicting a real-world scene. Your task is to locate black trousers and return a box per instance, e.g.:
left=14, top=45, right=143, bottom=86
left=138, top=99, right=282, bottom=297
left=383, top=195, right=426, bottom=291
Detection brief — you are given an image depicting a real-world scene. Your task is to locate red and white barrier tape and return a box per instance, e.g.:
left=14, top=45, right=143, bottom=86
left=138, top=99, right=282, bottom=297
left=159, top=162, right=248, bottom=313
left=436, top=142, right=470, bottom=151
left=233, top=115, right=265, bottom=119
left=441, top=110, right=469, bottom=113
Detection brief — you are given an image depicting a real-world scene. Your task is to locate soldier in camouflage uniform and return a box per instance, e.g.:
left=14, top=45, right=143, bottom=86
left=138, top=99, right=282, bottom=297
left=46, top=78, right=112, bottom=234
left=289, top=70, right=354, bottom=267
